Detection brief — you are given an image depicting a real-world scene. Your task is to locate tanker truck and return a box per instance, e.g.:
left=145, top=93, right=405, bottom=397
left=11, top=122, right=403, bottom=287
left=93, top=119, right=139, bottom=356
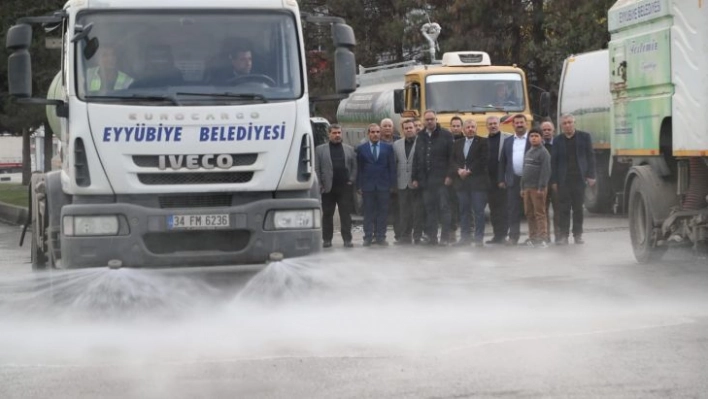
left=5, top=0, right=357, bottom=269
left=336, top=23, right=545, bottom=145
left=604, top=0, right=708, bottom=262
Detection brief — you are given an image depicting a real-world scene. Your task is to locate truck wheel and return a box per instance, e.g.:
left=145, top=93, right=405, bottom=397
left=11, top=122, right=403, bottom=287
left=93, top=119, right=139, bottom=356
left=585, top=156, right=612, bottom=213
left=628, top=178, right=666, bottom=263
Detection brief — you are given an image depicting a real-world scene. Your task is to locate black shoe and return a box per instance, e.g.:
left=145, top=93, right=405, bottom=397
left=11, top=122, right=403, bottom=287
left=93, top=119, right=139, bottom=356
left=556, top=237, right=569, bottom=245
left=485, top=237, right=505, bottom=245
left=376, top=240, right=389, bottom=246
left=574, top=236, right=585, bottom=245
left=343, top=241, right=354, bottom=248
left=394, top=239, right=411, bottom=245
left=323, top=241, right=332, bottom=248
left=425, top=239, right=439, bottom=246
left=363, top=239, right=372, bottom=247
left=438, top=240, right=450, bottom=247
left=413, top=239, right=422, bottom=245
left=505, top=238, right=519, bottom=246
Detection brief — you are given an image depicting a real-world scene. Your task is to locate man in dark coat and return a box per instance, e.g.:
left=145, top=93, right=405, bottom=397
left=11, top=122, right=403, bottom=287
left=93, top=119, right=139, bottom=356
left=498, top=114, right=531, bottom=245
left=411, top=110, right=454, bottom=246
left=550, top=114, right=597, bottom=245
left=449, top=119, right=490, bottom=246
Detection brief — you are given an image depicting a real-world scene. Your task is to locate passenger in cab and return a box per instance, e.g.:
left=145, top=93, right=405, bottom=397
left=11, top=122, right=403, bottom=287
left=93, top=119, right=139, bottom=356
left=86, top=45, right=133, bottom=93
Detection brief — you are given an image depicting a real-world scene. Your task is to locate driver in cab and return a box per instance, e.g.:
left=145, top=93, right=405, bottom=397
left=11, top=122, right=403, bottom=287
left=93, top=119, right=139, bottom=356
left=229, top=42, right=253, bottom=77
left=492, top=82, right=518, bottom=108
left=208, top=41, right=273, bottom=86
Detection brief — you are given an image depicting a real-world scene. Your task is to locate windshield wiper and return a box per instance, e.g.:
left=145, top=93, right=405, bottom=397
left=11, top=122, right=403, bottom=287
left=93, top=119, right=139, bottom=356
left=175, top=92, right=269, bottom=103
left=85, top=94, right=181, bottom=105
left=469, top=104, right=505, bottom=111
left=437, top=110, right=465, bottom=114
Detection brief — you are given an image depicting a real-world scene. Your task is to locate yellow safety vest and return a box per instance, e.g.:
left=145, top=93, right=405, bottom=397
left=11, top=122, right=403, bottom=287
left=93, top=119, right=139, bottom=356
left=87, top=68, right=133, bottom=91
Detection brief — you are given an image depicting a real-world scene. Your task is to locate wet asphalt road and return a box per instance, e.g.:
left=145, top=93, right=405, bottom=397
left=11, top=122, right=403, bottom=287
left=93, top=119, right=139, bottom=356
left=0, top=216, right=707, bottom=399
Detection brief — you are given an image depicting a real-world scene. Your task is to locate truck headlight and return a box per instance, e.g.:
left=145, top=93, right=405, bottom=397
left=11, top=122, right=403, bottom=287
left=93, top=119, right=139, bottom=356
left=63, top=215, right=120, bottom=236
left=267, top=210, right=319, bottom=230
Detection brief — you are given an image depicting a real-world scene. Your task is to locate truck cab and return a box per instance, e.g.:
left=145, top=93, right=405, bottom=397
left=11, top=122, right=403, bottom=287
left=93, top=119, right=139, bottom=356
left=397, top=52, right=535, bottom=136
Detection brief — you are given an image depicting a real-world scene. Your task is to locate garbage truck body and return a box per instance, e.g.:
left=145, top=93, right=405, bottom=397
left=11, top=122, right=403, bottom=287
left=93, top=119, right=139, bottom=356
left=606, top=0, right=708, bottom=262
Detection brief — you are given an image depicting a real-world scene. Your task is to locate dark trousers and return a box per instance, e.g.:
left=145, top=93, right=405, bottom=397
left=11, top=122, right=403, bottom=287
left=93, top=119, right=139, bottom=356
left=487, top=183, right=508, bottom=240
left=545, top=186, right=560, bottom=241
left=422, top=185, right=451, bottom=242
left=506, top=175, right=523, bottom=241
left=448, top=185, right=459, bottom=231
left=389, top=191, right=401, bottom=240
left=321, top=184, right=354, bottom=243
left=457, top=189, right=488, bottom=242
left=362, top=190, right=390, bottom=242
left=558, top=177, right=586, bottom=238
left=398, top=188, right=424, bottom=242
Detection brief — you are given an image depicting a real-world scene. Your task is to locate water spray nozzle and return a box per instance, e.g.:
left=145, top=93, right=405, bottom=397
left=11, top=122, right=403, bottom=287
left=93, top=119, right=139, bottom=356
left=107, top=259, right=123, bottom=270
left=268, top=252, right=284, bottom=263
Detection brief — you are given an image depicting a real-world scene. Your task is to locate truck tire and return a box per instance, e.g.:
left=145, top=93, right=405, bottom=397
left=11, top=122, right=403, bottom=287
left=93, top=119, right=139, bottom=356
left=628, top=178, right=667, bottom=263
left=585, top=155, right=612, bottom=213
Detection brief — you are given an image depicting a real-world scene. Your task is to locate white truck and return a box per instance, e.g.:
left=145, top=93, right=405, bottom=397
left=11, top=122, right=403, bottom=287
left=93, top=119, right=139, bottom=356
left=5, top=0, right=356, bottom=269
left=599, top=0, right=708, bottom=262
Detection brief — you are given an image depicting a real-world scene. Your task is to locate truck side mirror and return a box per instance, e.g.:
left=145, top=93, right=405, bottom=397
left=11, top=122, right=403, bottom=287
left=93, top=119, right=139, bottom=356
left=8, top=50, right=32, bottom=98
left=6, top=24, right=33, bottom=50
left=394, top=89, right=404, bottom=114
left=6, top=23, right=33, bottom=98
left=334, top=48, right=356, bottom=94
left=539, top=91, right=551, bottom=118
left=332, top=23, right=355, bottom=48
left=332, top=23, right=356, bottom=95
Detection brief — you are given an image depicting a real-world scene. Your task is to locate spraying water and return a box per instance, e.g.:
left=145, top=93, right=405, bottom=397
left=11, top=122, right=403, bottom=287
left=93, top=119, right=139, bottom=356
left=0, top=226, right=706, bottom=398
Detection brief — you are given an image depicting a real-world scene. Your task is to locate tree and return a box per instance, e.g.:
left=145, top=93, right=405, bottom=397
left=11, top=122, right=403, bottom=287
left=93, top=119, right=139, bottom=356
left=1, top=0, right=64, bottom=183
left=427, top=0, right=614, bottom=120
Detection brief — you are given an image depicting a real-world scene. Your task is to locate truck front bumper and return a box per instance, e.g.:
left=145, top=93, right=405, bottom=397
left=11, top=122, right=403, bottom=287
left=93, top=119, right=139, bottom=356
left=59, top=198, right=321, bottom=268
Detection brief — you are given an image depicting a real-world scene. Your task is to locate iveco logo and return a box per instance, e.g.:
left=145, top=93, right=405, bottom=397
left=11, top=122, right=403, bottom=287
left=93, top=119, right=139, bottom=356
left=158, top=154, right=234, bottom=170
left=129, top=112, right=261, bottom=121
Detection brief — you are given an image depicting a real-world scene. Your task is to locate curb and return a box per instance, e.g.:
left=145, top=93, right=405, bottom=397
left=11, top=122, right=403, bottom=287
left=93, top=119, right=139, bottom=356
left=0, top=201, right=28, bottom=226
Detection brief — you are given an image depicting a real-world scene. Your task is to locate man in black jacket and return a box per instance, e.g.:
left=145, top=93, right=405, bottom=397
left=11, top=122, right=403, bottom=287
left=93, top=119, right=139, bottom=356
left=550, top=114, right=597, bottom=245
left=411, top=110, right=454, bottom=246
left=450, top=119, right=489, bottom=246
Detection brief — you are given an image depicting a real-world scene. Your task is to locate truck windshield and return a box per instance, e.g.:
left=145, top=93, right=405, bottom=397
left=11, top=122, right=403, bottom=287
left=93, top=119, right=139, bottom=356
left=75, top=10, right=302, bottom=104
left=425, top=73, right=526, bottom=112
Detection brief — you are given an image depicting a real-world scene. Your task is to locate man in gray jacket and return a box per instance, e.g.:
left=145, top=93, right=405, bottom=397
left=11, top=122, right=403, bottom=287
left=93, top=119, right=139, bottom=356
left=393, top=119, right=424, bottom=245
left=315, top=124, right=357, bottom=248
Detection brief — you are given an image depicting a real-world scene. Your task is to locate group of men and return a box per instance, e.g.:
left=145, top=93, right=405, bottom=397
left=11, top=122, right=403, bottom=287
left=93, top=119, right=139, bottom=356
left=315, top=110, right=597, bottom=249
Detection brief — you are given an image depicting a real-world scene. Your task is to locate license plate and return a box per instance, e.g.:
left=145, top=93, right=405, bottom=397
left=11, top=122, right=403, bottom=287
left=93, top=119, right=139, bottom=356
left=167, top=214, right=230, bottom=230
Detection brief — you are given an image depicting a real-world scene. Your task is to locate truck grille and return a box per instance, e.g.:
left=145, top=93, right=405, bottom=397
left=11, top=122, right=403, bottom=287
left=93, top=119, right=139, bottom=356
left=144, top=230, right=250, bottom=254
left=158, top=194, right=232, bottom=209
left=132, top=154, right=258, bottom=168
left=138, top=172, right=253, bottom=185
